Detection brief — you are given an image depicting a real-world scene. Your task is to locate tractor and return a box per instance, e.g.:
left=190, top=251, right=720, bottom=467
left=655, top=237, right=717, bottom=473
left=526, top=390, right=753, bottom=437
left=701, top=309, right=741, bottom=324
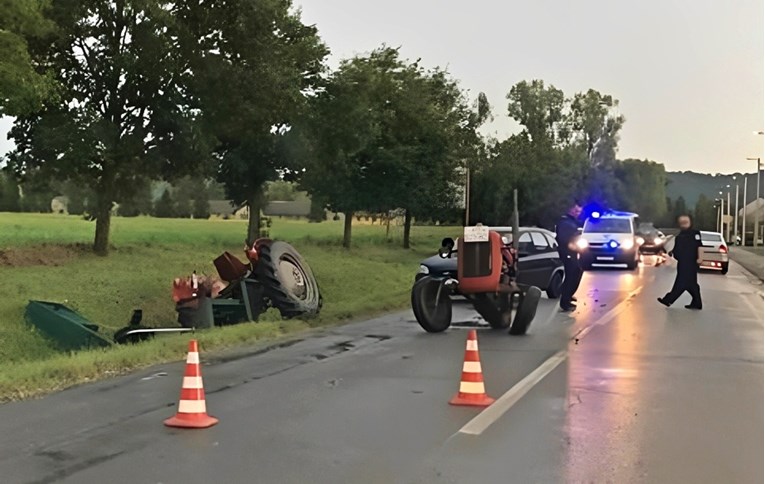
left=410, top=224, right=542, bottom=335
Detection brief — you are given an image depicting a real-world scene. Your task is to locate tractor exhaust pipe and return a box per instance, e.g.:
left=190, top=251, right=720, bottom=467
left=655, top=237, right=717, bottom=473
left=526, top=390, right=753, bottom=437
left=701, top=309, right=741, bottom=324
left=512, top=188, right=519, bottom=252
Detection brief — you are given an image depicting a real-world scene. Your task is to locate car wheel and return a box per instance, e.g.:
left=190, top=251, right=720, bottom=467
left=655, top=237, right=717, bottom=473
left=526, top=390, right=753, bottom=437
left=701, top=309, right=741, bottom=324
left=510, top=286, right=542, bottom=335
left=721, top=263, right=729, bottom=275
left=411, top=276, right=452, bottom=333
left=546, top=271, right=563, bottom=299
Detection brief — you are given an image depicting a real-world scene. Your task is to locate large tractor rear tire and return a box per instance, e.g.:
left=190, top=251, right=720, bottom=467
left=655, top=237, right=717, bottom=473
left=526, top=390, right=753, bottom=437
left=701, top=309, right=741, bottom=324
left=510, top=286, right=542, bottom=335
left=255, top=241, right=322, bottom=319
left=411, top=276, right=452, bottom=333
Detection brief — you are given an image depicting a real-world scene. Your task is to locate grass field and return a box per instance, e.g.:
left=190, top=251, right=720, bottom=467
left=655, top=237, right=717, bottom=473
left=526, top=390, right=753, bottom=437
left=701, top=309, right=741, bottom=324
left=0, top=213, right=457, bottom=401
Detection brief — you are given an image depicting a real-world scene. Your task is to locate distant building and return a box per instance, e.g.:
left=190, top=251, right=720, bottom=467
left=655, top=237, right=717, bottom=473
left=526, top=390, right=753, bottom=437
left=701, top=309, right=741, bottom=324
left=263, top=200, right=311, bottom=217
left=208, top=200, right=248, bottom=219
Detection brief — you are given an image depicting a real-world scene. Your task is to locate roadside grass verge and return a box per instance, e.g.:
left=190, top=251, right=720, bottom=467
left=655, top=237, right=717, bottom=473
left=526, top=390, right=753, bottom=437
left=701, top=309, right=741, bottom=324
left=0, top=213, right=457, bottom=401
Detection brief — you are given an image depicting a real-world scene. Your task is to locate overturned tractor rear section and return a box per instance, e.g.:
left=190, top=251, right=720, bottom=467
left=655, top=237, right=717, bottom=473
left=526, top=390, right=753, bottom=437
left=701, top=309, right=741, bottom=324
left=172, top=239, right=322, bottom=329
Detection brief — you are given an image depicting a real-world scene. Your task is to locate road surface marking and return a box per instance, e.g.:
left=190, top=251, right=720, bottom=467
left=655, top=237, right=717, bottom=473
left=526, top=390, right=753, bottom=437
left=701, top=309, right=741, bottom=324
left=572, top=286, right=643, bottom=343
left=457, top=285, right=643, bottom=436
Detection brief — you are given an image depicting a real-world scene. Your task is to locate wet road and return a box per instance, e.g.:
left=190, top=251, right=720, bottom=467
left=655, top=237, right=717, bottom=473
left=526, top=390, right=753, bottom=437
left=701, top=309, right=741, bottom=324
left=0, top=256, right=762, bottom=483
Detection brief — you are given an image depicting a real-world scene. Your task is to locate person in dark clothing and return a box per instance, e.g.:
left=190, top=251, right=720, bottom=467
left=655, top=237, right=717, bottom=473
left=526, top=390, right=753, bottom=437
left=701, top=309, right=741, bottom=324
left=556, top=201, right=583, bottom=311
left=658, top=214, right=704, bottom=310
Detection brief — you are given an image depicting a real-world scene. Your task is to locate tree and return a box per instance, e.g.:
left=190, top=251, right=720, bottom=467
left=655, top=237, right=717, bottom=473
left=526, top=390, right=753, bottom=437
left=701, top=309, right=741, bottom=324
left=5, top=0, right=215, bottom=254
left=299, top=47, right=487, bottom=247
left=183, top=0, right=328, bottom=243
left=614, top=159, right=668, bottom=222
left=506, top=80, right=565, bottom=145
left=0, top=169, right=21, bottom=212
left=694, top=194, right=717, bottom=231
left=298, top=48, right=395, bottom=248
left=673, top=196, right=688, bottom=220
left=118, top=178, right=153, bottom=217
left=0, top=0, right=57, bottom=116
left=569, top=89, right=625, bottom=164
left=153, top=189, right=176, bottom=218
left=264, top=180, right=300, bottom=202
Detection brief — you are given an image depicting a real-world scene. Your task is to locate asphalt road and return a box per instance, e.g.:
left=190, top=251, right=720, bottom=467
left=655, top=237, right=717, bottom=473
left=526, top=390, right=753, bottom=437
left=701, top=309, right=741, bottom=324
left=1, top=255, right=762, bottom=484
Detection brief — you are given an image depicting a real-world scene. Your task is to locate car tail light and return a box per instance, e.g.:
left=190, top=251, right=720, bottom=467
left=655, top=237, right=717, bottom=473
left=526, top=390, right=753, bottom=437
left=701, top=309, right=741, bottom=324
left=718, top=245, right=728, bottom=253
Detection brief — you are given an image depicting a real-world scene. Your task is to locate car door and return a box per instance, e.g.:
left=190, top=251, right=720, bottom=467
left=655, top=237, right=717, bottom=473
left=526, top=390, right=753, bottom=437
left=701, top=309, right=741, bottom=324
left=516, top=231, right=551, bottom=289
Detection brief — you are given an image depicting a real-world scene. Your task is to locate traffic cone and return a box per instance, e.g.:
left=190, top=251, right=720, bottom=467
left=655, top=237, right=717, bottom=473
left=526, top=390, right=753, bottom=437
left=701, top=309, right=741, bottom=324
left=164, top=340, right=219, bottom=429
left=449, top=330, right=495, bottom=407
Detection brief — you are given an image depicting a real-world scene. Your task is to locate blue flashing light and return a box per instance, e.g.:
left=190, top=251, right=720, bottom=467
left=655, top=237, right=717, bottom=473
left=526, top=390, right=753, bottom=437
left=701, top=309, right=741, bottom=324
left=591, top=211, right=601, bottom=219
left=608, top=240, right=619, bottom=249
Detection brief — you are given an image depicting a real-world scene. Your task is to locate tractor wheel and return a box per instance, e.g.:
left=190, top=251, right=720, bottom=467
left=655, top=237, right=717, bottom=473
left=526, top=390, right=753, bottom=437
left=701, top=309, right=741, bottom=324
left=255, top=241, right=322, bottom=319
left=472, top=293, right=512, bottom=329
left=510, top=286, right=542, bottom=335
left=411, top=276, right=452, bottom=333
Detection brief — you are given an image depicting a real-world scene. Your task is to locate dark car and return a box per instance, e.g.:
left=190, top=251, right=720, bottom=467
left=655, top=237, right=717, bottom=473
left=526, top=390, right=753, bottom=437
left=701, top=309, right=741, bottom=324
left=416, top=227, right=564, bottom=298
left=636, top=225, right=666, bottom=254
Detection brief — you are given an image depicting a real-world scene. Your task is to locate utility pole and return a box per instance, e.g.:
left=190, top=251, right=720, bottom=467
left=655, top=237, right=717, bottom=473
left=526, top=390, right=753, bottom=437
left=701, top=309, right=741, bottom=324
left=716, top=201, right=721, bottom=232
left=734, top=178, right=739, bottom=244
left=464, top=167, right=470, bottom=226
left=726, top=189, right=731, bottom=243
left=749, top=157, right=762, bottom=247
left=742, top=176, right=748, bottom=246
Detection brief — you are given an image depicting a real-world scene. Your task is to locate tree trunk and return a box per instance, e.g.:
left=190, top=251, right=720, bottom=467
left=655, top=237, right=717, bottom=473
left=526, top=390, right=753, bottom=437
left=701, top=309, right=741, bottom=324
left=246, top=189, right=264, bottom=244
left=343, top=211, right=353, bottom=248
left=403, top=209, right=412, bottom=249
left=93, top=193, right=112, bottom=256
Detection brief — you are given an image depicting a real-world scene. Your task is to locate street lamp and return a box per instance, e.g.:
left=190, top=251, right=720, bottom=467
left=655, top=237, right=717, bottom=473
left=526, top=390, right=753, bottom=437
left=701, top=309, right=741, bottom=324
left=747, top=157, right=762, bottom=247
left=732, top=176, right=740, bottom=244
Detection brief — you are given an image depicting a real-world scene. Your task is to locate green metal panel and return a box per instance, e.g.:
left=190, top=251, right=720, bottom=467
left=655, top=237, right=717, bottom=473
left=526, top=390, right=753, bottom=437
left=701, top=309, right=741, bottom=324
left=25, top=301, right=113, bottom=351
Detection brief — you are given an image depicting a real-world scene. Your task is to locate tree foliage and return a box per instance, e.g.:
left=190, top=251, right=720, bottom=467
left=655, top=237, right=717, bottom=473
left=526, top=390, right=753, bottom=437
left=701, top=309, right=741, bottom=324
left=4, top=0, right=216, bottom=253
left=183, top=0, right=327, bottom=242
left=299, top=47, right=487, bottom=247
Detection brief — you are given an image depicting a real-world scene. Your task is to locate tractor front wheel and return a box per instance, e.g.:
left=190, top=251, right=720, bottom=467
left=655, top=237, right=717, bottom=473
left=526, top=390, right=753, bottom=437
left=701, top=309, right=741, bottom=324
left=411, top=276, right=452, bottom=333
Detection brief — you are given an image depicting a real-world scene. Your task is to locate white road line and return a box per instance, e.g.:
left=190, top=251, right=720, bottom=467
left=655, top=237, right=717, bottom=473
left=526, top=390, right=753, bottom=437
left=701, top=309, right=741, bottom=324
left=458, top=351, right=567, bottom=435
left=457, top=285, right=643, bottom=436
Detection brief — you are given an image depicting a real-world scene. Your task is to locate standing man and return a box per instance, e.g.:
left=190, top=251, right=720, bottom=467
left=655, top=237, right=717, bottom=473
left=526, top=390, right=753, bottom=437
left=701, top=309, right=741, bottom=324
left=556, top=200, right=583, bottom=312
left=658, top=214, right=704, bottom=310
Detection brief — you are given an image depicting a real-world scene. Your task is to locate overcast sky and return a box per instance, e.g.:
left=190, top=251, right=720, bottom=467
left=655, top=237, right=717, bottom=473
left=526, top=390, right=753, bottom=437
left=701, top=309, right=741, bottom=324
left=1, top=0, right=762, bottom=174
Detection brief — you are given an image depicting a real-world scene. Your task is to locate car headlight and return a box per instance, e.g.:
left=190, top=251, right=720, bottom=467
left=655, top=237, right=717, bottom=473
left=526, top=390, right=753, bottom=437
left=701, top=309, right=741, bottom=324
left=635, top=236, right=645, bottom=246
left=621, top=239, right=635, bottom=250
left=654, top=237, right=662, bottom=245
left=418, top=264, right=429, bottom=275
left=575, top=238, right=589, bottom=250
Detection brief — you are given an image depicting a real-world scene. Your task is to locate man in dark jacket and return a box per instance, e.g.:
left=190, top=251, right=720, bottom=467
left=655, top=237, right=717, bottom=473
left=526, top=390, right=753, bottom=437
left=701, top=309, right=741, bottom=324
left=556, top=201, right=583, bottom=311
left=658, top=214, right=704, bottom=309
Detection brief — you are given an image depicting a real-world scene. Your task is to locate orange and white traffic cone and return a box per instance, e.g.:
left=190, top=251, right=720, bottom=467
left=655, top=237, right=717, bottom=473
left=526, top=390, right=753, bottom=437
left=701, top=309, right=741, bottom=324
left=164, top=340, right=219, bottom=429
left=449, top=329, right=495, bottom=407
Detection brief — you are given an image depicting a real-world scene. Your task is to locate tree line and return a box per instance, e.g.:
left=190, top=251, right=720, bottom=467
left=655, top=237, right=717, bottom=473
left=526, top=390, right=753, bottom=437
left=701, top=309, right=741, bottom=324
left=2, top=0, right=669, bottom=254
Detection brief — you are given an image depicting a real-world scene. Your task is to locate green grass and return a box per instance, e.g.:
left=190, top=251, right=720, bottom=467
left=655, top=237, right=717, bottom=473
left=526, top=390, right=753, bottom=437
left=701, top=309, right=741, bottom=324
left=0, top=213, right=457, bottom=401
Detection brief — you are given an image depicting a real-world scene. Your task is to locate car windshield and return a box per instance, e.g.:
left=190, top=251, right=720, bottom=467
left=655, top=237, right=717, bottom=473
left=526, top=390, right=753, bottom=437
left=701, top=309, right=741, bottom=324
left=583, top=218, right=632, bottom=233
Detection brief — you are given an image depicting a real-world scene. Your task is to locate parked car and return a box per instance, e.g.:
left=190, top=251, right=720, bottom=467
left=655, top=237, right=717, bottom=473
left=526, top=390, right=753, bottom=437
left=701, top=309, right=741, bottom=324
left=698, top=231, right=729, bottom=274
left=577, top=211, right=641, bottom=270
left=416, top=227, right=565, bottom=298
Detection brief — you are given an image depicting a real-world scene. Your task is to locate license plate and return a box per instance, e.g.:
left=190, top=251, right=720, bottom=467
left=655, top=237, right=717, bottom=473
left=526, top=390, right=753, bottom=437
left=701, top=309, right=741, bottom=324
left=464, top=225, right=489, bottom=243
left=597, top=256, right=615, bottom=261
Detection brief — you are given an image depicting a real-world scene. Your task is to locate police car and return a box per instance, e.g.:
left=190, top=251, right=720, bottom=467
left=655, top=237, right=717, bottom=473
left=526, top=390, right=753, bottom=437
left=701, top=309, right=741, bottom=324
left=576, top=210, right=641, bottom=270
